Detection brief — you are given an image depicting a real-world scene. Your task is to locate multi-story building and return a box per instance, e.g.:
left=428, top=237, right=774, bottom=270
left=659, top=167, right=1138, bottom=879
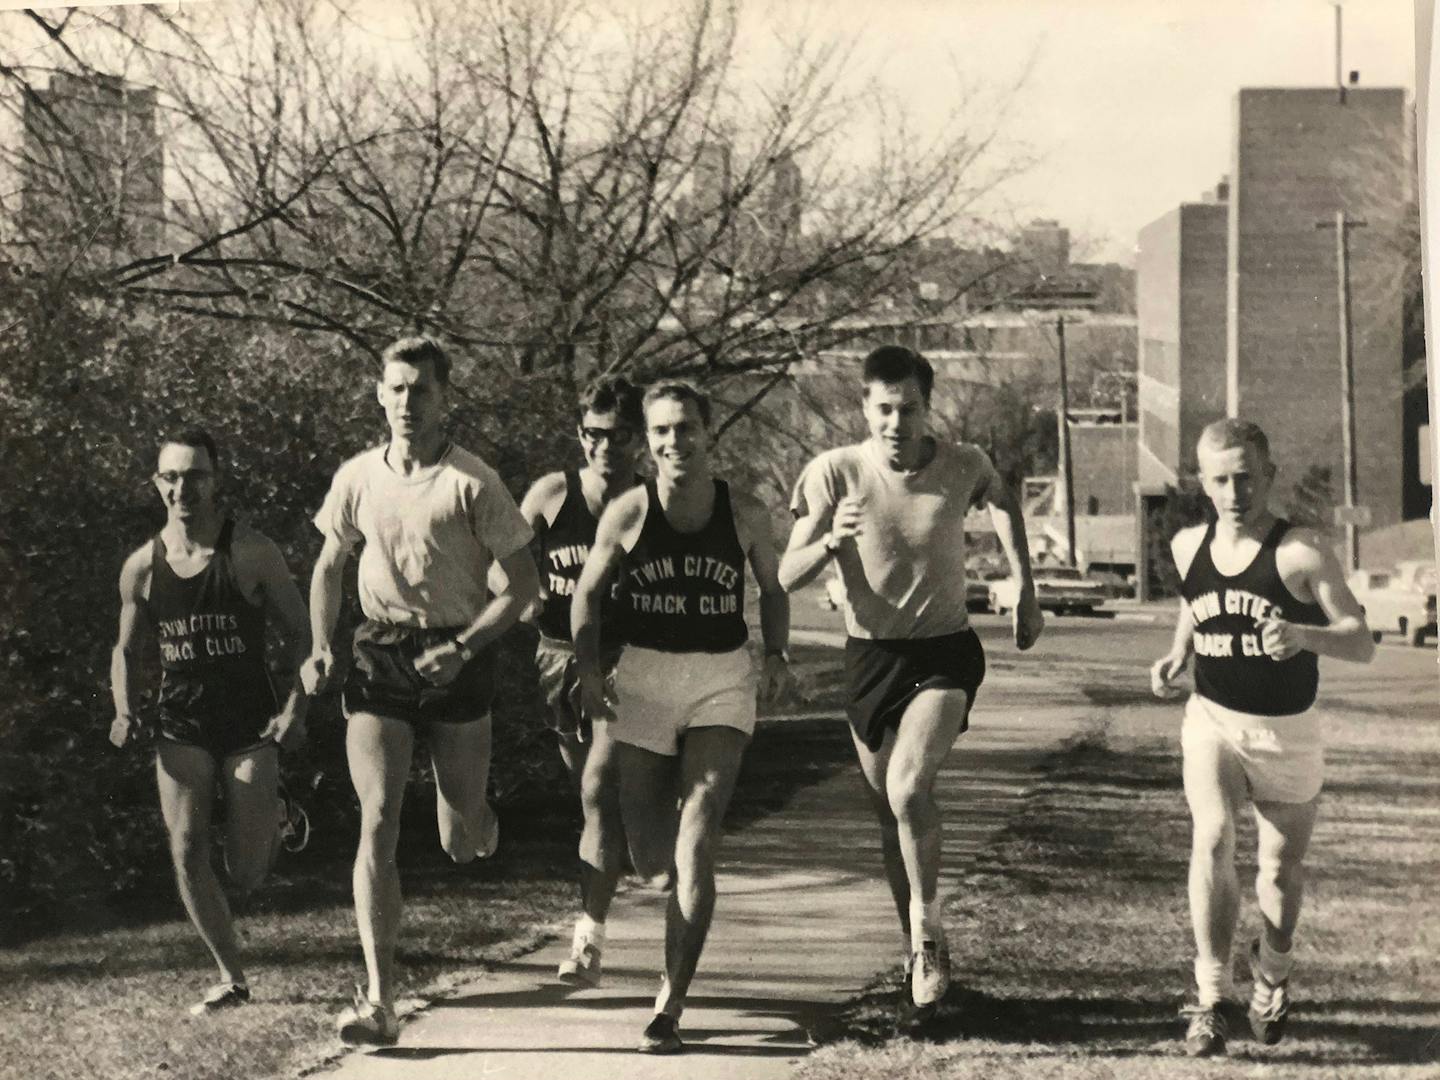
left=1134, top=86, right=1418, bottom=596
left=1227, top=87, right=1409, bottom=533
left=19, top=71, right=165, bottom=255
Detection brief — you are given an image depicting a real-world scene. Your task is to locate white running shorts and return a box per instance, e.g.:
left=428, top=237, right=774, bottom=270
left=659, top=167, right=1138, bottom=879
left=604, top=644, right=758, bottom=757
left=1182, top=693, right=1324, bottom=804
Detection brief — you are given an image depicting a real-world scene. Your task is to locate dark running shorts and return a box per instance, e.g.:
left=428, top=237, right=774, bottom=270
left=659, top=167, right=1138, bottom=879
left=343, top=620, right=496, bottom=725
left=844, top=628, right=986, bottom=752
left=534, top=634, right=621, bottom=740
left=158, top=708, right=275, bottom=762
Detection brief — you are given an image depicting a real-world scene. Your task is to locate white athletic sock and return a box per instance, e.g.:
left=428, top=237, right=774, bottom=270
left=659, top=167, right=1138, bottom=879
left=575, top=914, right=605, bottom=947
left=1257, top=936, right=1294, bottom=985
left=909, top=898, right=945, bottom=952
left=1194, top=957, right=1230, bottom=1008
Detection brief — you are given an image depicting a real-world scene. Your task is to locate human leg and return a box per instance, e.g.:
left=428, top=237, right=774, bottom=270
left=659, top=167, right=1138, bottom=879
left=429, top=714, right=498, bottom=862
left=559, top=724, right=626, bottom=986
left=1179, top=705, right=1248, bottom=1055
left=616, top=740, right=681, bottom=887
left=219, top=744, right=281, bottom=895
left=848, top=726, right=911, bottom=948
left=1247, top=795, right=1320, bottom=1044
left=344, top=712, right=414, bottom=1012
left=647, top=726, right=748, bottom=1048
left=156, top=741, right=246, bottom=992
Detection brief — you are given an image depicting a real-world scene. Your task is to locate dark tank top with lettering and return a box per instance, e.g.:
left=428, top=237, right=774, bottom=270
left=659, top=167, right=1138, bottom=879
left=1180, top=519, right=1327, bottom=716
left=538, top=472, right=600, bottom=642
left=617, top=479, right=748, bottom=653
left=151, top=518, right=277, bottom=724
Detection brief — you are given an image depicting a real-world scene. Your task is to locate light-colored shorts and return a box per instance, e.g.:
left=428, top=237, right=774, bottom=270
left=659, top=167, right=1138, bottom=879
left=607, top=644, right=758, bottom=757
left=1182, top=693, right=1324, bottom=804
left=534, top=634, right=621, bottom=738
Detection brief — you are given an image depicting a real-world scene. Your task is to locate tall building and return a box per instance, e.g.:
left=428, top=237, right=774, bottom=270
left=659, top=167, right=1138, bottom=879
left=764, top=150, right=802, bottom=239
left=1227, top=86, right=1409, bottom=531
left=1133, top=86, right=1416, bottom=596
left=1016, top=219, right=1070, bottom=277
left=19, top=71, right=164, bottom=254
left=1136, top=196, right=1229, bottom=489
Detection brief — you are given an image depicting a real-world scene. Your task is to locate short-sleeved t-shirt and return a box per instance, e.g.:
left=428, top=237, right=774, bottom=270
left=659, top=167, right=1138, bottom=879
left=314, top=443, right=533, bottom=628
left=791, top=439, right=998, bottom=640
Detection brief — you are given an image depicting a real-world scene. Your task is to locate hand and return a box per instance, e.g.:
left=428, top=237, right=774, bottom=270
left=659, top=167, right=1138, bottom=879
left=577, top=666, right=617, bottom=723
left=414, top=640, right=468, bottom=687
left=1013, top=588, right=1044, bottom=651
left=300, top=649, right=335, bottom=696
left=261, top=709, right=308, bottom=752
left=1260, top=613, right=1303, bottom=661
left=758, top=653, right=795, bottom=707
left=1150, top=652, right=1188, bottom=698
left=830, top=495, right=866, bottom=544
left=110, top=713, right=135, bottom=748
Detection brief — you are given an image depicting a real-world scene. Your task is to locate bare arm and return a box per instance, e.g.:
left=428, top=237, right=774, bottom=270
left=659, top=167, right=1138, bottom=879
left=979, top=463, right=1043, bottom=650
left=457, top=544, right=540, bottom=654
left=571, top=491, right=643, bottom=719
left=110, top=547, right=152, bottom=747
left=301, top=531, right=351, bottom=695
left=738, top=494, right=794, bottom=705
left=1266, top=531, right=1375, bottom=663
left=250, top=533, right=313, bottom=745
left=518, top=472, right=566, bottom=620
left=1151, top=526, right=1204, bottom=697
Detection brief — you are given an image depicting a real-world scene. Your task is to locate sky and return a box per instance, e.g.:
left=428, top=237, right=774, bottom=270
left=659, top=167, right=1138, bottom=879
left=1, top=0, right=1418, bottom=265
left=764, top=0, right=1417, bottom=264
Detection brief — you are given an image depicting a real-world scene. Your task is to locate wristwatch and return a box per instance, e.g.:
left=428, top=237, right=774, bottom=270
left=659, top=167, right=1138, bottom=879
left=764, top=647, right=790, bottom=663
left=822, top=532, right=842, bottom=555
left=452, top=636, right=476, bottom=662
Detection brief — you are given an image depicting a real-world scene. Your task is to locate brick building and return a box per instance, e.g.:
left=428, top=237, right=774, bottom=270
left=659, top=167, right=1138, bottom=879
left=1134, top=86, right=1418, bottom=596
left=1227, top=87, right=1409, bottom=532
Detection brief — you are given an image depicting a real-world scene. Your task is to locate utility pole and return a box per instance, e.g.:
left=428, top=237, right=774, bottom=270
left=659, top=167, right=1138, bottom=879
left=1056, top=315, right=1077, bottom=567
left=1334, top=2, right=1345, bottom=104
left=1316, top=209, right=1366, bottom=570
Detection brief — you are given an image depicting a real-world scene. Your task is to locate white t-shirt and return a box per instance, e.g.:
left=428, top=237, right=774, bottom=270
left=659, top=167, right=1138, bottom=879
left=314, top=443, right=533, bottom=628
left=791, top=439, right=999, bottom=640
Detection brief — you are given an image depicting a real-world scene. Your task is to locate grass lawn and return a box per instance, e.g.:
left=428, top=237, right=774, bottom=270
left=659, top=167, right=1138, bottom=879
left=798, top=699, right=1440, bottom=1079
left=1, top=643, right=853, bottom=1080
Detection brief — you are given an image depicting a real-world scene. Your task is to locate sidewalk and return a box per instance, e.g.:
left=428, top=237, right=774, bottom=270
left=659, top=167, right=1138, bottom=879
left=322, top=656, right=1096, bottom=1080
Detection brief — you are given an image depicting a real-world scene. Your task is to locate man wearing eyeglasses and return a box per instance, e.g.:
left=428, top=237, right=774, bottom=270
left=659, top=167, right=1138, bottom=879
left=518, top=377, right=645, bottom=990
left=110, top=428, right=312, bottom=1017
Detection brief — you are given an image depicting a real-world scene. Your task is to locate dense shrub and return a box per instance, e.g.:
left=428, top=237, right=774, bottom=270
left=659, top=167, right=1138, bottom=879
left=0, top=290, right=574, bottom=934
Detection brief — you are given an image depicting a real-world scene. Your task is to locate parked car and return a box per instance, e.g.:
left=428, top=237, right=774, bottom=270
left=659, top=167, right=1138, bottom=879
left=1347, top=561, right=1437, bottom=647
left=967, top=560, right=1010, bottom=612
left=990, top=564, right=1109, bottom=616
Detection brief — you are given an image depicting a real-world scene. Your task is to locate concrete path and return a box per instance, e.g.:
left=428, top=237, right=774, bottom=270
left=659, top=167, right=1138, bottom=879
left=323, top=637, right=1097, bottom=1080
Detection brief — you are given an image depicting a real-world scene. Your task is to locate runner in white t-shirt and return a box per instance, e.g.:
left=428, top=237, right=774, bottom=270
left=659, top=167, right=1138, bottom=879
left=781, top=345, right=1044, bottom=1015
left=302, top=337, right=539, bottom=1047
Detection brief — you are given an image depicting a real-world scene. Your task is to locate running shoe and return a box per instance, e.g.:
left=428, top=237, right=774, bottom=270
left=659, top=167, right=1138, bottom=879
left=189, top=981, right=250, bottom=1016
left=1248, top=940, right=1291, bottom=1045
left=1181, top=1003, right=1228, bottom=1057
left=911, top=937, right=951, bottom=1007
left=277, top=783, right=310, bottom=854
left=336, top=986, right=400, bottom=1047
left=637, top=1013, right=684, bottom=1054
left=557, top=936, right=603, bottom=988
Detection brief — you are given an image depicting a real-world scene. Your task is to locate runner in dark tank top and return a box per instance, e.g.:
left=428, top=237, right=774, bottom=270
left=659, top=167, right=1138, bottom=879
left=110, top=430, right=312, bottom=1018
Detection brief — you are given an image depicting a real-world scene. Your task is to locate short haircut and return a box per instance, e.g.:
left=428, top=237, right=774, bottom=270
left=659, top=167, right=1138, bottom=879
left=580, top=376, right=644, bottom=430
left=381, top=335, right=451, bottom=386
left=159, top=428, right=219, bottom=470
left=1197, top=418, right=1270, bottom=461
left=643, top=379, right=711, bottom=428
left=862, top=345, right=934, bottom=404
